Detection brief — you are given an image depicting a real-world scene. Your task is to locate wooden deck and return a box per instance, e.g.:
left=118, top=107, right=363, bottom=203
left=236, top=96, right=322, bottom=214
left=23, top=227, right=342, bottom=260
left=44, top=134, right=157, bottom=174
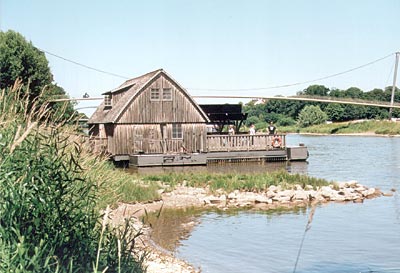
left=89, top=133, right=308, bottom=167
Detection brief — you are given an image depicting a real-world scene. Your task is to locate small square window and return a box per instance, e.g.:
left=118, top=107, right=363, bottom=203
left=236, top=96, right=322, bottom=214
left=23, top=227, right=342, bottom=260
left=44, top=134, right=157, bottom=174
left=104, top=95, right=112, bottom=107
left=150, top=88, right=160, bottom=100
left=172, top=124, right=182, bottom=139
left=163, top=88, right=172, bottom=100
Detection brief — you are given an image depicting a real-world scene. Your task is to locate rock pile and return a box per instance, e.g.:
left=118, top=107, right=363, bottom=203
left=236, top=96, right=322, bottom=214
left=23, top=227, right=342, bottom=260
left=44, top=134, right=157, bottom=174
left=112, top=181, right=391, bottom=273
left=202, top=181, right=384, bottom=208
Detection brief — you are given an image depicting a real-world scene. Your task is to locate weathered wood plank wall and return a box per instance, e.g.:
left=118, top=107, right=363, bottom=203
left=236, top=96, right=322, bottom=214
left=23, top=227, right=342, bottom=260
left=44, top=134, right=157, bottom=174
left=118, top=75, right=205, bottom=123
left=109, top=124, right=206, bottom=155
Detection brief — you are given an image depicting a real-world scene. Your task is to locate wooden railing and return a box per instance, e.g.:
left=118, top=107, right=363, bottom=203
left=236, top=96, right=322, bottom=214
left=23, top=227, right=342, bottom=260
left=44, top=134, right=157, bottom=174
left=206, top=134, right=286, bottom=152
left=90, top=134, right=286, bottom=155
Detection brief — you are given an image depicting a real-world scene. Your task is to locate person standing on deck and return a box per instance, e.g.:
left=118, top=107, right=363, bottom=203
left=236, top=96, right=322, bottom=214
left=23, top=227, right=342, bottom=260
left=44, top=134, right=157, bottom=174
left=249, top=124, right=256, bottom=145
left=267, top=122, right=276, bottom=149
left=267, top=122, right=276, bottom=135
left=249, top=124, right=256, bottom=135
left=228, top=125, right=235, bottom=135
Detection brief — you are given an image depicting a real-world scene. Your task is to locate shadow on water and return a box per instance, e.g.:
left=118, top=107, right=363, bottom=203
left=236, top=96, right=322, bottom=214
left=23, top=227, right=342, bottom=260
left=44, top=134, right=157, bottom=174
left=127, top=161, right=309, bottom=175
left=145, top=206, right=308, bottom=253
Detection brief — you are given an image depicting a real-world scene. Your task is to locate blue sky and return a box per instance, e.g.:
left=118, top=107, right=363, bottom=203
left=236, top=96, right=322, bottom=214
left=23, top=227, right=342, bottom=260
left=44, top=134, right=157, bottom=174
left=1, top=0, right=399, bottom=115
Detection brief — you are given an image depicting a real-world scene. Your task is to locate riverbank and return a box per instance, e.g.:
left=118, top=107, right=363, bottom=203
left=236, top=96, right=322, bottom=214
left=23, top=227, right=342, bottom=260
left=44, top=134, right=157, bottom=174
left=111, top=181, right=394, bottom=273
left=293, top=132, right=400, bottom=137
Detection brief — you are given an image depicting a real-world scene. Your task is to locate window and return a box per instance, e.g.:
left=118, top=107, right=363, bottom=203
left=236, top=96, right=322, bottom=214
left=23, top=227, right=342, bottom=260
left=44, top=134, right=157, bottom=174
left=162, top=88, right=172, bottom=100
left=104, top=95, right=112, bottom=107
left=172, top=124, right=183, bottom=139
left=150, top=88, right=160, bottom=100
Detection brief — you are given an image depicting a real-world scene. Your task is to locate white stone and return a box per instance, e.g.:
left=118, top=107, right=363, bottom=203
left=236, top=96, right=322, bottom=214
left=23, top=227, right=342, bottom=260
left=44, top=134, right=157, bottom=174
left=255, top=195, right=269, bottom=203
left=305, top=185, right=314, bottom=190
left=204, top=196, right=221, bottom=204
left=227, top=192, right=237, bottom=199
left=330, top=194, right=346, bottom=202
left=268, top=185, right=278, bottom=192
left=278, top=189, right=295, bottom=198
left=266, top=190, right=276, bottom=198
left=355, top=186, right=366, bottom=192
left=294, top=190, right=308, bottom=200
left=336, top=182, right=348, bottom=189
left=347, top=180, right=358, bottom=187
left=294, top=184, right=303, bottom=190
left=320, top=186, right=334, bottom=198
left=366, top=188, right=376, bottom=196
left=273, top=195, right=291, bottom=202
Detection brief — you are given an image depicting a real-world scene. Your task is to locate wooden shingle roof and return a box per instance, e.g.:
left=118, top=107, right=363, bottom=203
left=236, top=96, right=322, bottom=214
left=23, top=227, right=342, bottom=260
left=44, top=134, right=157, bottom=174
left=88, top=69, right=209, bottom=124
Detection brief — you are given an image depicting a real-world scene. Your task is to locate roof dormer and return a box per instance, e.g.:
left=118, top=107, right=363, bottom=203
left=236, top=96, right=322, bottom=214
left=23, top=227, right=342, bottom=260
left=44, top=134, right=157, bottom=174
left=104, top=94, right=112, bottom=109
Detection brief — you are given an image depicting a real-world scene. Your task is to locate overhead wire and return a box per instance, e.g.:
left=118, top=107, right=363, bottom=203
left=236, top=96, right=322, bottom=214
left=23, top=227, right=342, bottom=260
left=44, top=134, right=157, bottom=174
left=39, top=48, right=395, bottom=92
left=384, top=57, right=396, bottom=90
left=40, top=48, right=130, bottom=80
left=187, top=52, right=395, bottom=92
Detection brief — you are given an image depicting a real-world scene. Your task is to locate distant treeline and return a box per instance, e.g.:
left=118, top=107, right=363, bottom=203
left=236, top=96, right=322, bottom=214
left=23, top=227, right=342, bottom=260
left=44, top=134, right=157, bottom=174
left=243, top=84, right=400, bottom=128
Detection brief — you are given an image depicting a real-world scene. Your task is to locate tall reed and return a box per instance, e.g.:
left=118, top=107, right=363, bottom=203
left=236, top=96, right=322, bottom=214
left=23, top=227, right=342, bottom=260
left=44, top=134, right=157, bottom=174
left=0, top=84, right=144, bottom=272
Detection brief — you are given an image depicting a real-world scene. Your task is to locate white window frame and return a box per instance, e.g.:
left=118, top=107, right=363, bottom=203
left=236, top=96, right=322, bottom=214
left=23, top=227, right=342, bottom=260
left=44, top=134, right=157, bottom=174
left=162, top=88, right=172, bottom=101
left=104, top=95, right=112, bottom=107
left=172, top=124, right=183, bottom=139
left=150, top=88, right=160, bottom=101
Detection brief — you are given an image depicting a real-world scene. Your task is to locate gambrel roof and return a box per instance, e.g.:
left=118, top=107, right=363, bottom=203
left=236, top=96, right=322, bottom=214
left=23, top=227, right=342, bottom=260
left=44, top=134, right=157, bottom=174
left=88, top=69, right=210, bottom=124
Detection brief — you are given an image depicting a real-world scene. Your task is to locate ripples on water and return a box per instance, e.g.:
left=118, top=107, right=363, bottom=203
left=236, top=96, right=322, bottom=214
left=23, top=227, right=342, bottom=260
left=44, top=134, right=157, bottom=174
left=148, top=135, right=400, bottom=273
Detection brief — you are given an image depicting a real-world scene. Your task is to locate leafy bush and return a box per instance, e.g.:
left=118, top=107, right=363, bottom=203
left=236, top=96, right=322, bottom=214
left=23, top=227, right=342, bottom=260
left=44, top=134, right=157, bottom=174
left=297, top=105, right=328, bottom=128
left=277, top=116, right=296, bottom=126
left=245, top=116, right=260, bottom=126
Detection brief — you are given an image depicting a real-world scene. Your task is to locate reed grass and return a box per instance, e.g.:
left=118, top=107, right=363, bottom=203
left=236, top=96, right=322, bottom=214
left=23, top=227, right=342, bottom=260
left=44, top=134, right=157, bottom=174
left=0, top=84, right=144, bottom=273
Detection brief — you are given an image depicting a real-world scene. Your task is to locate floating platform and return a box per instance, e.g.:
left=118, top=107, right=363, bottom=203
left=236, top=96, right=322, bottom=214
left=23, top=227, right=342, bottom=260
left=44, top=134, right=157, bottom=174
left=128, top=146, right=308, bottom=167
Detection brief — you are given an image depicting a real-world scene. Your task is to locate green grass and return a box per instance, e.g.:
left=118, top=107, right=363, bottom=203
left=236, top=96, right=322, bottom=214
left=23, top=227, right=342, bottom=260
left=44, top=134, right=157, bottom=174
left=134, top=170, right=330, bottom=194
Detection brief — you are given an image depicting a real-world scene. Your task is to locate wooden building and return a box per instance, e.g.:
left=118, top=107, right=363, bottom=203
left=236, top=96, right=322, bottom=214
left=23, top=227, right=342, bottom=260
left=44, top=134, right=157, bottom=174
left=88, top=69, right=210, bottom=160
left=88, top=69, right=308, bottom=166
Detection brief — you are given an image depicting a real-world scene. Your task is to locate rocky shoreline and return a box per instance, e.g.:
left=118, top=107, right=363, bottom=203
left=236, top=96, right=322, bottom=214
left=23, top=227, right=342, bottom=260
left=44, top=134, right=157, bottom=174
left=111, top=181, right=394, bottom=273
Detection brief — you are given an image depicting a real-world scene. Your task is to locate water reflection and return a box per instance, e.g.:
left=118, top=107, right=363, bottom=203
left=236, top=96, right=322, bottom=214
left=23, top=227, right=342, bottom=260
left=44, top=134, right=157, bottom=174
left=146, top=206, right=308, bottom=253
left=129, top=161, right=309, bottom=175
left=173, top=135, right=400, bottom=273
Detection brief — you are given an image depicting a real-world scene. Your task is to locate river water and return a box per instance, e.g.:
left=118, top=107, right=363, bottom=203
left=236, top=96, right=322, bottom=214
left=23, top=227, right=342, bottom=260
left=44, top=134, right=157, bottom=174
left=150, top=135, right=400, bottom=273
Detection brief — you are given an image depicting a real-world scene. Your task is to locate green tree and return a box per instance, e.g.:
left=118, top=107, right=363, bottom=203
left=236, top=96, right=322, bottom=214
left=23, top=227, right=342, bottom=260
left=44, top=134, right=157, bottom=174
left=329, top=88, right=346, bottom=98
left=298, top=85, right=330, bottom=96
left=245, top=116, right=260, bottom=126
left=324, top=103, right=345, bottom=121
left=0, top=30, right=75, bottom=122
left=297, top=105, right=328, bottom=127
left=0, top=30, right=52, bottom=97
left=277, top=116, right=296, bottom=126
left=265, top=99, right=306, bottom=119
left=344, top=87, right=363, bottom=98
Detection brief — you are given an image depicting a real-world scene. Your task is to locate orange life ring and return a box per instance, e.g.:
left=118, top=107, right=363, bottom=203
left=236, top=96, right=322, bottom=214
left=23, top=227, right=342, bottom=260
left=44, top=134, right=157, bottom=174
left=273, top=136, right=282, bottom=148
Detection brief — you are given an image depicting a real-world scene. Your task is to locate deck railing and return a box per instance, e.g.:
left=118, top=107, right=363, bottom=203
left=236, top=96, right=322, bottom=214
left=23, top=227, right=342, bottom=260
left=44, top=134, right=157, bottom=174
left=90, top=134, right=286, bottom=155
left=206, top=133, right=286, bottom=152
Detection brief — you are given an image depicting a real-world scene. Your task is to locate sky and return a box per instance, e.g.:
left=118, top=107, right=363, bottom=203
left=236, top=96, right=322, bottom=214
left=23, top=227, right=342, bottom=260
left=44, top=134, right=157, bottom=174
left=1, top=0, right=399, bottom=116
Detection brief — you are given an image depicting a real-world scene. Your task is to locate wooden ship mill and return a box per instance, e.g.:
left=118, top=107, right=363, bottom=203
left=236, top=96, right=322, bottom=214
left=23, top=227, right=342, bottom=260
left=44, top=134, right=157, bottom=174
left=88, top=69, right=308, bottom=167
